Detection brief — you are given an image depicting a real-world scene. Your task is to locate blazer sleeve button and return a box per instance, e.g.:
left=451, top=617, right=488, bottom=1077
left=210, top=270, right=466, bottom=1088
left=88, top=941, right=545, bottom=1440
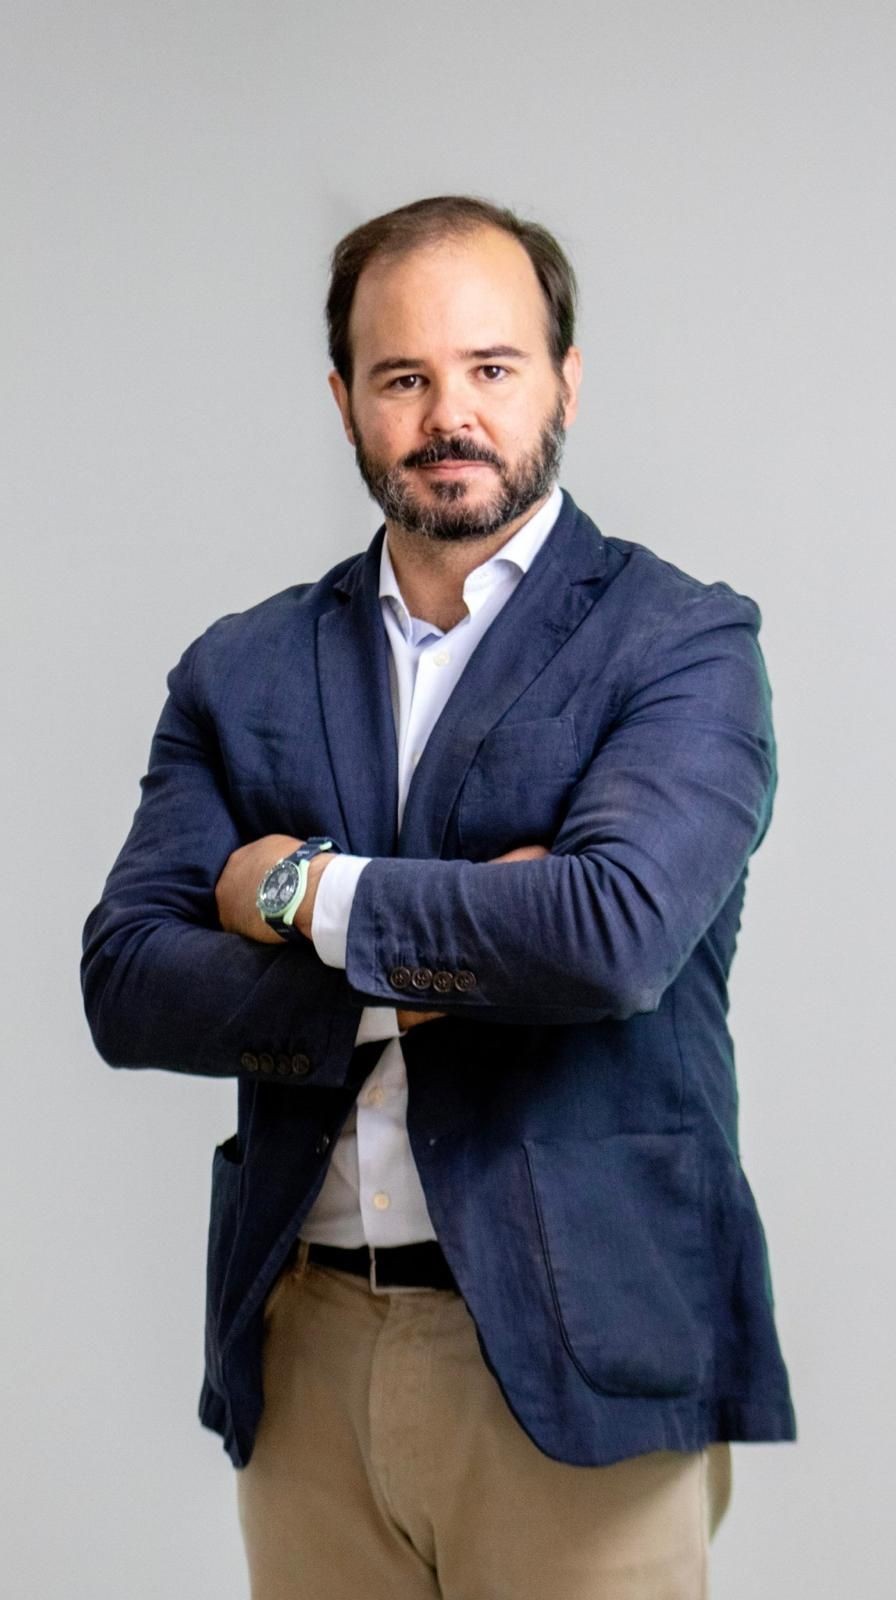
left=240, top=1052, right=259, bottom=1072
left=454, top=970, right=477, bottom=992
left=432, top=970, right=454, bottom=994
left=290, top=1053, right=312, bottom=1077
left=258, top=1052, right=275, bottom=1073
left=276, top=1054, right=291, bottom=1075
left=411, top=967, right=433, bottom=990
left=389, top=966, right=412, bottom=990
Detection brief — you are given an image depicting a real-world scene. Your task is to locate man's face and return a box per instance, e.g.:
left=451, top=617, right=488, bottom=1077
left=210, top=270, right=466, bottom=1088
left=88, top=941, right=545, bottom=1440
left=328, top=226, right=581, bottom=543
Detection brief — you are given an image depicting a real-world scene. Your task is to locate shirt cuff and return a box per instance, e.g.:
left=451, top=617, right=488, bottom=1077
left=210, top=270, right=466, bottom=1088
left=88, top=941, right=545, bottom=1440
left=311, top=854, right=371, bottom=970
left=354, top=1006, right=403, bottom=1045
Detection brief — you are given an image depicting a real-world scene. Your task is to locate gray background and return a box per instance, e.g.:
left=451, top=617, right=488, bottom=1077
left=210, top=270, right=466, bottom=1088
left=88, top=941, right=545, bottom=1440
left=3, top=2, right=893, bottom=1595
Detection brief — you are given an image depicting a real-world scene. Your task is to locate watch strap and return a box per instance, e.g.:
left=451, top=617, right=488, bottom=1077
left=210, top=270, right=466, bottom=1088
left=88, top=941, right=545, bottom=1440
left=260, top=837, right=339, bottom=942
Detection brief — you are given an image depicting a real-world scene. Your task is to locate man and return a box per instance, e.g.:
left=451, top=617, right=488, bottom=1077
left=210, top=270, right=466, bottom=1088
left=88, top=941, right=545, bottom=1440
left=82, top=195, right=795, bottom=1598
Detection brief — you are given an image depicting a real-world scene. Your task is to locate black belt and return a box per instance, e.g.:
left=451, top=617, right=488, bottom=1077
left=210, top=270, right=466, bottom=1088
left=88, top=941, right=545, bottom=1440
left=306, top=1240, right=459, bottom=1292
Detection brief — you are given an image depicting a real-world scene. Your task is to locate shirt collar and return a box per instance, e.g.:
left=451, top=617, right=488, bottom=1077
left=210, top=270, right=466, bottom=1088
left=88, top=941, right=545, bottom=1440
left=379, top=483, right=564, bottom=639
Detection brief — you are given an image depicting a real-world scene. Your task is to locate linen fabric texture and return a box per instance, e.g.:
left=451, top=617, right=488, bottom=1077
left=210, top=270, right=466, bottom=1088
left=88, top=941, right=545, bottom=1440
left=81, top=488, right=797, bottom=1470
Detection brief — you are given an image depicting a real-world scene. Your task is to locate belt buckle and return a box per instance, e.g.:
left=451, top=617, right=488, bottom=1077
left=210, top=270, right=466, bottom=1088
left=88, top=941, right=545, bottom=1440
left=368, top=1245, right=430, bottom=1296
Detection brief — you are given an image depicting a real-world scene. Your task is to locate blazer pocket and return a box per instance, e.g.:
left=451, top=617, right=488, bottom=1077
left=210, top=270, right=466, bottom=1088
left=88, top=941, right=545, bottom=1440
left=457, top=717, right=580, bottom=859
left=204, top=1135, right=243, bottom=1379
left=524, top=1133, right=710, bottom=1398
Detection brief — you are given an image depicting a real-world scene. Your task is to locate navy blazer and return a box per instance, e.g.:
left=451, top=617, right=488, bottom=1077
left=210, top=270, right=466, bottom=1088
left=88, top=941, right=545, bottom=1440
left=81, top=489, right=796, bottom=1468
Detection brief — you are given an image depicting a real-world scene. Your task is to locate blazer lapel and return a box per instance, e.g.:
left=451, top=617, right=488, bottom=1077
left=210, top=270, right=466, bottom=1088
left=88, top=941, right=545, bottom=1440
left=316, top=530, right=399, bottom=857
left=397, top=492, right=610, bottom=860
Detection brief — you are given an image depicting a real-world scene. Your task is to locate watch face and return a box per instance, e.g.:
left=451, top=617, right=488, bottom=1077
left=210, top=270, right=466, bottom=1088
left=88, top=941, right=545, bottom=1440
left=260, top=860, right=300, bottom=914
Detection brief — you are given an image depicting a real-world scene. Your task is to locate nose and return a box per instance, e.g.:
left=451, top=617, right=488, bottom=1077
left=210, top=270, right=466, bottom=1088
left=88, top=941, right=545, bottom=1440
left=421, top=374, right=475, bottom=436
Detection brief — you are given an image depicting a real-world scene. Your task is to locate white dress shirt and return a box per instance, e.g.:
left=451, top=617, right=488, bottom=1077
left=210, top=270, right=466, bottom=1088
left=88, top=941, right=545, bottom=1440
left=300, top=484, right=564, bottom=1247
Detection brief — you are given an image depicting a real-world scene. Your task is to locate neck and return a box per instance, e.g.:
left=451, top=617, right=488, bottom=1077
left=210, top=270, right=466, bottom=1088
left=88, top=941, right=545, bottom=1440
left=384, top=492, right=551, bottom=631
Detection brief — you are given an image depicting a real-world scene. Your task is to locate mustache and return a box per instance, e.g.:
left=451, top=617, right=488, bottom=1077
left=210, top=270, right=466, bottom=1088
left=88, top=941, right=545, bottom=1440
left=402, top=439, right=502, bottom=469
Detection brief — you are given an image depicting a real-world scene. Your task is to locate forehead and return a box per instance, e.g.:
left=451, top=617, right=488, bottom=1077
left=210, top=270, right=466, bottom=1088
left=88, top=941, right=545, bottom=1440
left=349, top=226, right=550, bottom=359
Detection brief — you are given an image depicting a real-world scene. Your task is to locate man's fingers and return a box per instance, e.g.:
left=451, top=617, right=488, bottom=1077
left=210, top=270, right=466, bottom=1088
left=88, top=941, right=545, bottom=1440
left=397, top=1009, right=445, bottom=1031
left=488, top=844, right=550, bottom=863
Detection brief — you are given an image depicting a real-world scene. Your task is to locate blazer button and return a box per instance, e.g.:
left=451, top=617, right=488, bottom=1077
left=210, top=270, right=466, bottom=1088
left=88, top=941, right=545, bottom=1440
left=454, top=970, right=477, bottom=992
left=240, top=1052, right=259, bottom=1072
left=432, top=970, right=454, bottom=994
left=276, top=1054, right=291, bottom=1076
left=258, top=1052, right=275, bottom=1073
left=411, top=967, right=433, bottom=990
left=389, top=966, right=412, bottom=990
left=315, top=1133, right=331, bottom=1155
left=291, top=1053, right=312, bottom=1077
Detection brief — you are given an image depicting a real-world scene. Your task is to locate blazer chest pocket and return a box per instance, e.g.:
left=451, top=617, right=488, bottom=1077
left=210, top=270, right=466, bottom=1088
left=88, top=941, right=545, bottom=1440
left=457, top=717, right=580, bottom=860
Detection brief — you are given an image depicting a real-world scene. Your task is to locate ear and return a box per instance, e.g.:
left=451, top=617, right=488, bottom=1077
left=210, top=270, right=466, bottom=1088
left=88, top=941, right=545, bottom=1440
left=560, top=347, right=583, bottom=428
left=327, top=370, right=355, bottom=445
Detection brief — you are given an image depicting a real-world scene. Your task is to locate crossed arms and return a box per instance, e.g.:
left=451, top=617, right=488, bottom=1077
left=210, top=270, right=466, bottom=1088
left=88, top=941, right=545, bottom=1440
left=81, top=584, right=775, bottom=1087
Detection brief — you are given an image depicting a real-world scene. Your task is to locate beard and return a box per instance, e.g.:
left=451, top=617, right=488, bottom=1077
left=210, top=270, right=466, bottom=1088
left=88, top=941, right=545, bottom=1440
left=350, top=391, right=568, bottom=543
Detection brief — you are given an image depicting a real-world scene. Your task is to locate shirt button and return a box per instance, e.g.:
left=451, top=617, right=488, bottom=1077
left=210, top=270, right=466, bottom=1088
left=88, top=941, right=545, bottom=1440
left=373, top=1191, right=391, bottom=1211
left=364, top=1085, right=385, bottom=1107
left=431, top=649, right=451, bottom=667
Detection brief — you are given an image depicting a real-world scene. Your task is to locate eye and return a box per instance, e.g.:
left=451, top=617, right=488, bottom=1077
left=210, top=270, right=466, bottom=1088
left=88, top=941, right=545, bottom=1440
left=479, top=365, right=509, bottom=380
left=387, top=374, right=425, bottom=391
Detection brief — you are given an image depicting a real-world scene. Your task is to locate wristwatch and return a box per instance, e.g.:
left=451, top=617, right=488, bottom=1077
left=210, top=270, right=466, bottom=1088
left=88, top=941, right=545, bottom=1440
left=256, top=837, right=339, bottom=942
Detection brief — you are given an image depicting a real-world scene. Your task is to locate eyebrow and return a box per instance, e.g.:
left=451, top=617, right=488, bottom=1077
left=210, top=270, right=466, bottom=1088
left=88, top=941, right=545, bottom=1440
left=366, top=346, right=532, bottom=380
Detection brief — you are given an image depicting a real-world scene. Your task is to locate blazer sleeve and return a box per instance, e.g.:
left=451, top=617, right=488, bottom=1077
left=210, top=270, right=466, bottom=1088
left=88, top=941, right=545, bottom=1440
left=80, top=637, right=363, bottom=1086
left=343, top=585, right=777, bottom=1021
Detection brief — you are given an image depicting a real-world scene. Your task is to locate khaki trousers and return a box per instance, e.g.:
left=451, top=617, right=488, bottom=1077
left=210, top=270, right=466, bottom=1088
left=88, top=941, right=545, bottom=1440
left=236, top=1243, right=731, bottom=1600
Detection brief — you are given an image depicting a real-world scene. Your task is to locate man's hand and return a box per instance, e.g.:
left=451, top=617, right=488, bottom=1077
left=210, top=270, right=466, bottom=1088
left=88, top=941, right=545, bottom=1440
left=396, top=1008, right=444, bottom=1031
left=486, top=844, right=549, bottom=866
left=215, top=834, right=305, bottom=943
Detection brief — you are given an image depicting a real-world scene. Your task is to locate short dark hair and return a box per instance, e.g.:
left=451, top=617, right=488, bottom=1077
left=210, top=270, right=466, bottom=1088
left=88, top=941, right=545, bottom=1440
left=325, top=194, right=578, bottom=393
